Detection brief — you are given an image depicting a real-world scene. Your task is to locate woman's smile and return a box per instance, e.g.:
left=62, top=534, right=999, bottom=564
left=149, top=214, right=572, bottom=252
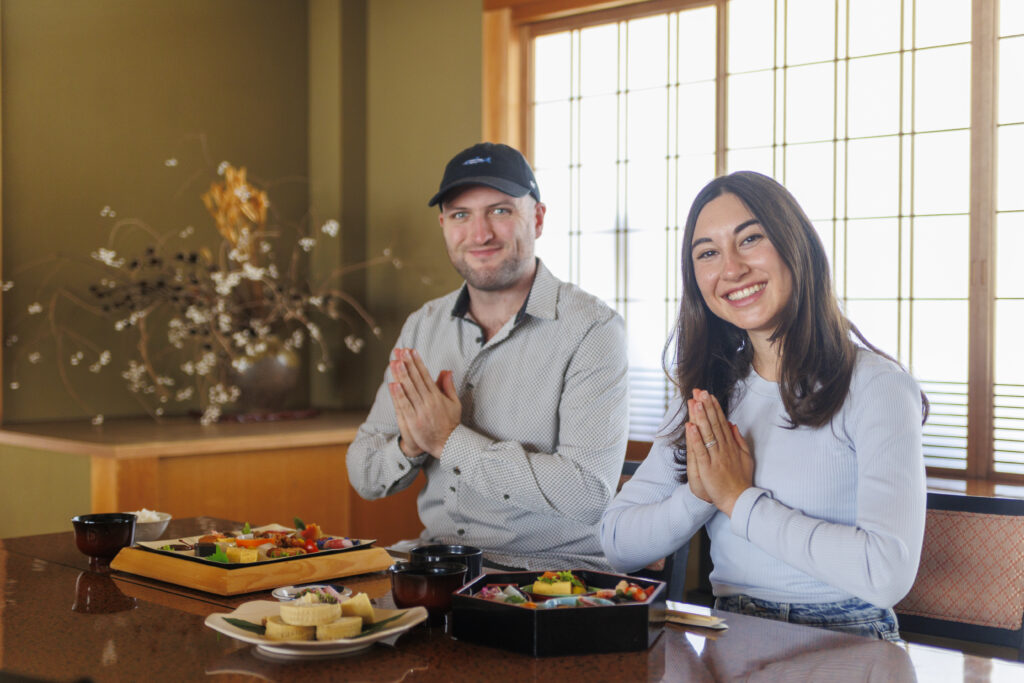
left=725, top=282, right=767, bottom=302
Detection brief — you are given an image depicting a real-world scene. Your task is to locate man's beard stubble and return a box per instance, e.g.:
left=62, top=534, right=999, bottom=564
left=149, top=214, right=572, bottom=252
left=450, top=252, right=532, bottom=292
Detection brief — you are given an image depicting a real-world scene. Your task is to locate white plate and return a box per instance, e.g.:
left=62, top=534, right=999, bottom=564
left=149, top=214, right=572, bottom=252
left=271, top=584, right=353, bottom=601
left=204, top=600, right=428, bottom=657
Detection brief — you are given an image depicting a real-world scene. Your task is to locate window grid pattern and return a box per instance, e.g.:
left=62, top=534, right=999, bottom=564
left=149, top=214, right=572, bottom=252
left=994, top=4, right=1024, bottom=474
left=722, top=0, right=974, bottom=471
left=532, top=7, right=717, bottom=440
left=530, top=0, right=1020, bottom=477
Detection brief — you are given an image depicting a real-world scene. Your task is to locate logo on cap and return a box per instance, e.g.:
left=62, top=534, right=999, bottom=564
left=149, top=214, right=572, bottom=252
left=463, top=156, right=492, bottom=166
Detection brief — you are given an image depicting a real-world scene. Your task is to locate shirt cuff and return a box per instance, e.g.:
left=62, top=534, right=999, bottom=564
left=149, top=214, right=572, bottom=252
left=730, top=486, right=771, bottom=541
left=678, top=484, right=717, bottom=515
left=389, top=436, right=427, bottom=476
left=439, top=424, right=493, bottom=470
left=397, top=436, right=429, bottom=462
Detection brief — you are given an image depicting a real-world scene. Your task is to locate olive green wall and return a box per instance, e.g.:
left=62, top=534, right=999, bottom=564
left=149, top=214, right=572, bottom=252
left=0, top=445, right=89, bottom=538
left=311, top=0, right=481, bottom=407
left=0, top=0, right=480, bottom=420
left=308, top=0, right=370, bottom=409
left=363, top=0, right=480, bottom=380
left=0, top=0, right=310, bottom=423
left=0, top=0, right=483, bottom=537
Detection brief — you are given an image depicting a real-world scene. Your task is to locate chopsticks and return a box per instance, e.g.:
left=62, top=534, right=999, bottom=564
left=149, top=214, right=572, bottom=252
left=660, top=607, right=728, bottom=630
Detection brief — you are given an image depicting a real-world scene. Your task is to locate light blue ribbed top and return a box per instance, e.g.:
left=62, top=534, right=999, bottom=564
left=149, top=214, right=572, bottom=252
left=601, top=348, right=926, bottom=608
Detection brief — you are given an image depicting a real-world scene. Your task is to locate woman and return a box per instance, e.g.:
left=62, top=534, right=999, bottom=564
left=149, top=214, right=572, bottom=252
left=600, top=171, right=928, bottom=641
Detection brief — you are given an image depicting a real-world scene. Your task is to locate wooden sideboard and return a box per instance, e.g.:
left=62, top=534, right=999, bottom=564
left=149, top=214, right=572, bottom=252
left=0, top=411, right=425, bottom=544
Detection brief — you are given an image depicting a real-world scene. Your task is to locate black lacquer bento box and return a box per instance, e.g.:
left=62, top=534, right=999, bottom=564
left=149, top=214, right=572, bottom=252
left=450, top=570, right=666, bottom=657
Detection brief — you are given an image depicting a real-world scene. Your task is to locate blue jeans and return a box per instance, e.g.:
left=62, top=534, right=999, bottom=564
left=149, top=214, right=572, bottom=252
left=714, top=594, right=902, bottom=642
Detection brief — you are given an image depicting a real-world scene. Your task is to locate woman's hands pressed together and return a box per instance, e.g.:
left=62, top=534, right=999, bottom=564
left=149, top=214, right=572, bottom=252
left=685, top=389, right=754, bottom=517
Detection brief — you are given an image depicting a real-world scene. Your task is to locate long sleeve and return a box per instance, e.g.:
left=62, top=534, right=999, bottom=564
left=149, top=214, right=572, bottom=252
left=344, top=357, right=430, bottom=501
left=732, top=365, right=926, bottom=608
left=441, top=313, right=629, bottom=526
left=345, top=262, right=630, bottom=569
left=600, top=399, right=717, bottom=572
left=346, top=296, right=447, bottom=501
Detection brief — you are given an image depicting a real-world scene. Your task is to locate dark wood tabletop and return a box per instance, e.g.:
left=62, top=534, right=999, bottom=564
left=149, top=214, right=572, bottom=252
left=1, top=517, right=1020, bottom=682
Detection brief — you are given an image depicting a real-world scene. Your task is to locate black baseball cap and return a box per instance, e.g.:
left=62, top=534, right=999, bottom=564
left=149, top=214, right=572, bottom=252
left=428, top=142, right=541, bottom=207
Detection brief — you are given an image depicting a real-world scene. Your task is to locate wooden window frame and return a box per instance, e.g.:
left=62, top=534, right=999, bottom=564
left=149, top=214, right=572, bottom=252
left=483, top=0, right=1018, bottom=491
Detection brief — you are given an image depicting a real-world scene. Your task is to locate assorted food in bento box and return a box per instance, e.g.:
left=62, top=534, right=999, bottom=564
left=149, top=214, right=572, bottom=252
left=451, top=569, right=666, bottom=657
left=528, top=570, right=588, bottom=596
left=479, top=570, right=659, bottom=608
left=135, top=517, right=374, bottom=567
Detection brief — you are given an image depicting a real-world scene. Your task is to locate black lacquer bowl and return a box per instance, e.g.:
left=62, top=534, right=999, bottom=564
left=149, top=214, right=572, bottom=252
left=71, top=513, right=136, bottom=571
left=390, top=560, right=467, bottom=623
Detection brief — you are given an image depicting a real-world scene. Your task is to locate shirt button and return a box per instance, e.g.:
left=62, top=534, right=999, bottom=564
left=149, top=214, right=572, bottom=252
left=449, top=486, right=456, bottom=492
left=457, top=529, right=465, bottom=536
left=503, top=494, right=510, bottom=500
left=467, top=382, right=475, bottom=389
left=453, top=467, right=461, bottom=475
left=398, top=463, right=406, bottom=471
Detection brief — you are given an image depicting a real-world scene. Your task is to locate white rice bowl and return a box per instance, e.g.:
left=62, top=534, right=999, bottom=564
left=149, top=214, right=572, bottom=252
left=128, top=508, right=172, bottom=541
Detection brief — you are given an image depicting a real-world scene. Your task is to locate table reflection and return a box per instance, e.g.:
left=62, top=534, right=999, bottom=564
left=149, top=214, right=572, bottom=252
left=206, top=641, right=433, bottom=682
left=4, top=518, right=1021, bottom=683
left=72, top=571, right=137, bottom=614
left=663, top=614, right=917, bottom=682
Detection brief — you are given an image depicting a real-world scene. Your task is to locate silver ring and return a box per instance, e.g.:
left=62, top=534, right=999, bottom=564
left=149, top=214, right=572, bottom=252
left=704, top=439, right=717, bottom=449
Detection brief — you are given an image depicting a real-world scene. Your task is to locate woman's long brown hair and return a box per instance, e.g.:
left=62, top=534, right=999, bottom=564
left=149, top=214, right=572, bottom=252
left=667, top=171, right=928, bottom=481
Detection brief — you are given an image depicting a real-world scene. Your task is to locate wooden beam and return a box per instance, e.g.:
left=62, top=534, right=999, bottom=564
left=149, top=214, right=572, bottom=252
left=485, top=0, right=651, bottom=24
left=483, top=8, right=518, bottom=145
left=967, top=0, right=997, bottom=479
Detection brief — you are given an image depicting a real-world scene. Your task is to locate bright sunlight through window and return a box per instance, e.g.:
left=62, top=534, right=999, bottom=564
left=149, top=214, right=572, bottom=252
left=530, top=0, right=1024, bottom=478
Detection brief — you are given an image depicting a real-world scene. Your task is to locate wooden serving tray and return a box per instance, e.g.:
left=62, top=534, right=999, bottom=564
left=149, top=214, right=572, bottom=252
left=110, top=545, right=395, bottom=595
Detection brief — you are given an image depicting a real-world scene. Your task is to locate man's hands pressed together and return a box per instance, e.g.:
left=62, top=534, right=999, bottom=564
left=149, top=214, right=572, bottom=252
left=388, top=348, right=461, bottom=459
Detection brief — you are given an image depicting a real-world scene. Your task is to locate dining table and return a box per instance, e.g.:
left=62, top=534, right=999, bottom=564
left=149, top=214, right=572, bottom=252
left=1, top=516, right=1021, bottom=682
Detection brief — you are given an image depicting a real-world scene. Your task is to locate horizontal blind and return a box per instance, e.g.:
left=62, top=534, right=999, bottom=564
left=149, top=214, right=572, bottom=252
left=628, top=366, right=673, bottom=441
left=995, top=383, right=1024, bottom=475
left=920, top=381, right=968, bottom=471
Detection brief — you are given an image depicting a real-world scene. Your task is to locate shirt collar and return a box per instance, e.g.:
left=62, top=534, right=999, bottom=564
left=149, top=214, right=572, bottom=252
left=449, top=258, right=559, bottom=324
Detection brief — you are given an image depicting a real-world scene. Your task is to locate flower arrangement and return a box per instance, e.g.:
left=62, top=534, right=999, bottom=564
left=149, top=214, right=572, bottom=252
left=4, top=161, right=397, bottom=425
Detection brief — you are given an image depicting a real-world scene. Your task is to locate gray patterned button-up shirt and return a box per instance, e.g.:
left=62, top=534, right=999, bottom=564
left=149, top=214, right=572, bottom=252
left=346, top=261, right=629, bottom=570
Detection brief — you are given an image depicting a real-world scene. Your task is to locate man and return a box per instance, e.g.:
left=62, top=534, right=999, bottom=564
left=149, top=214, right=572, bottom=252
left=346, top=142, right=628, bottom=570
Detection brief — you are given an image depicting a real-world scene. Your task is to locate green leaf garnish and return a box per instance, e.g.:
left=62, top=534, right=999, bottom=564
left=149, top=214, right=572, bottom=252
left=357, top=613, right=404, bottom=636
left=557, top=571, right=585, bottom=589
left=224, top=617, right=265, bottom=635
left=242, top=521, right=251, bottom=534
left=293, top=516, right=306, bottom=531
left=207, top=547, right=230, bottom=564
